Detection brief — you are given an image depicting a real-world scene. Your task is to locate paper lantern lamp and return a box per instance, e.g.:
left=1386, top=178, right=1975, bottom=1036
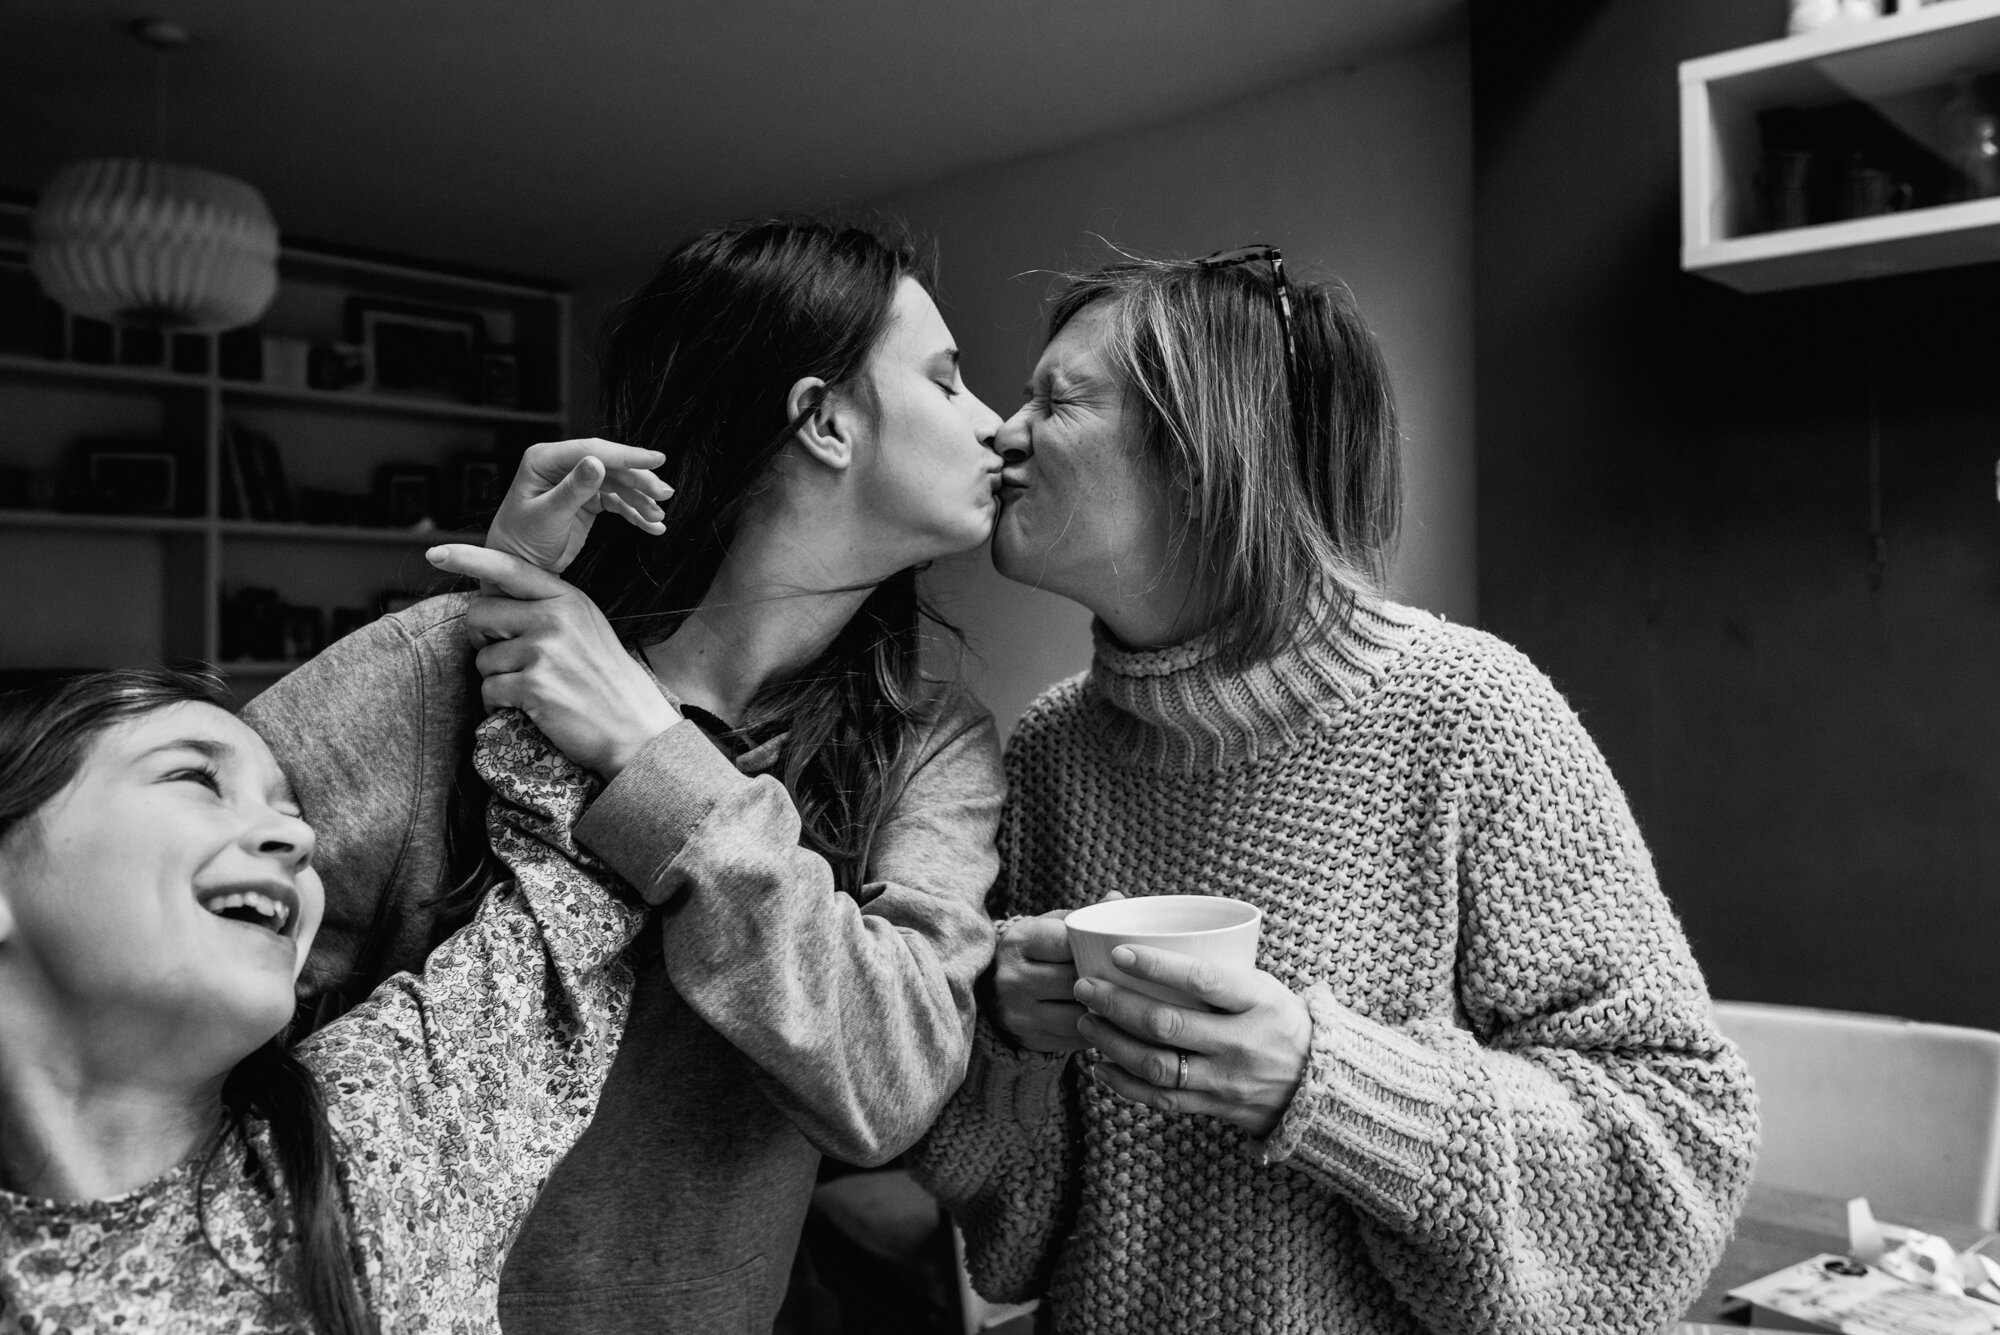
left=30, top=158, right=279, bottom=332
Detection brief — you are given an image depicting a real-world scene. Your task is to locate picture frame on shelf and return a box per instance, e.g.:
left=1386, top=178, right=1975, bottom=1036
left=373, top=462, right=439, bottom=528
left=72, top=444, right=179, bottom=514
left=345, top=298, right=485, bottom=402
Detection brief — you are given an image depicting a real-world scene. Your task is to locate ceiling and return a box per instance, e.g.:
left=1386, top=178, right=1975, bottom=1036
left=2, top=0, right=1462, bottom=282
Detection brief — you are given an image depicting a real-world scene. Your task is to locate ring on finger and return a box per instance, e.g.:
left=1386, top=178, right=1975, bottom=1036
left=1175, top=1051, right=1189, bottom=1091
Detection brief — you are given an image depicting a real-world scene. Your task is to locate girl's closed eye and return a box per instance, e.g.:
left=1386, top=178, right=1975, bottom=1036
left=167, top=765, right=222, bottom=795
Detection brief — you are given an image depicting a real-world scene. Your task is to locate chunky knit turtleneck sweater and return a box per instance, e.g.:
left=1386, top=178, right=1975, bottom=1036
left=910, top=602, right=1758, bottom=1335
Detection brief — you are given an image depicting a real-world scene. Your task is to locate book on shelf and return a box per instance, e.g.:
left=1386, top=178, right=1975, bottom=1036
left=223, top=424, right=293, bottom=522
left=218, top=427, right=246, bottom=520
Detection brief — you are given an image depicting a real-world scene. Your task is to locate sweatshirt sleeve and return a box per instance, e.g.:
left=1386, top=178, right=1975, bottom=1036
left=572, top=687, right=1003, bottom=1166
left=243, top=598, right=476, bottom=1009
left=1257, top=655, right=1758, bottom=1335
left=298, top=709, right=649, bottom=1255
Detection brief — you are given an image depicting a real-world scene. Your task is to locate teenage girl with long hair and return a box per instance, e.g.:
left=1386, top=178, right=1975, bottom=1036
left=243, top=216, right=1009, bottom=1332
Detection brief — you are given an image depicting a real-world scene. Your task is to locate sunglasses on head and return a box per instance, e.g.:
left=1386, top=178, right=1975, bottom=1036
left=1197, top=244, right=1299, bottom=368
left=1197, top=244, right=1310, bottom=478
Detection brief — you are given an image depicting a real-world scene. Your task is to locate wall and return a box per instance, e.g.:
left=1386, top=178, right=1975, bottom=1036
left=862, top=34, right=1479, bottom=734
left=1473, top=2, right=2000, bottom=1027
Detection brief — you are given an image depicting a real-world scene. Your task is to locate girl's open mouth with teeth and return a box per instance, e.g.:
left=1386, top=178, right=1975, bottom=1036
left=198, top=886, right=296, bottom=937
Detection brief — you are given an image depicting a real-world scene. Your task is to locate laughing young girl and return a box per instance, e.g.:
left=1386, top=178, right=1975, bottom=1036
left=0, top=668, right=649, bottom=1332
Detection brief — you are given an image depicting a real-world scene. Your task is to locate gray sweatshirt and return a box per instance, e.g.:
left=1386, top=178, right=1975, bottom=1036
left=245, top=594, right=1004, bottom=1334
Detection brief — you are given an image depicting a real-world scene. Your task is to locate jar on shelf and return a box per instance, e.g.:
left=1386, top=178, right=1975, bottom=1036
left=1941, top=73, right=2000, bottom=201
left=1757, top=107, right=1820, bottom=231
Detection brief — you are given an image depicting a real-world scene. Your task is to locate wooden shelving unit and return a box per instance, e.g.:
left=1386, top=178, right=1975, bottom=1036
left=1681, top=0, right=2000, bottom=291
left=0, top=205, right=567, bottom=689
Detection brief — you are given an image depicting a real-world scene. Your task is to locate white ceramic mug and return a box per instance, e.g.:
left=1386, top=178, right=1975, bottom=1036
left=1065, top=894, right=1263, bottom=1010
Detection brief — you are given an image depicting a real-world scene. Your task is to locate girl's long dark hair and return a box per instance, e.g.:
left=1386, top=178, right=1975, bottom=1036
left=566, top=217, right=949, bottom=893
left=0, top=668, right=373, bottom=1335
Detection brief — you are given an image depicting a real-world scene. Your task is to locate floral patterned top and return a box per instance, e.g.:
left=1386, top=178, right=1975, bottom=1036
left=0, top=709, right=650, bottom=1333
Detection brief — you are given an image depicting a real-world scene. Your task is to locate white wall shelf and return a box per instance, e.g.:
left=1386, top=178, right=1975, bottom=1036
left=0, top=353, right=566, bottom=425
left=217, top=519, right=481, bottom=545
left=0, top=354, right=204, bottom=393
left=0, top=508, right=475, bottom=545
left=0, top=508, right=211, bottom=536
left=222, top=379, right=565, bottom=425
left=1681, top=0, right=2000, bottom=292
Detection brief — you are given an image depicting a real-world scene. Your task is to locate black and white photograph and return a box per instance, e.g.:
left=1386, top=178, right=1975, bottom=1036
left=2, top=3, right=1998, bottom=1334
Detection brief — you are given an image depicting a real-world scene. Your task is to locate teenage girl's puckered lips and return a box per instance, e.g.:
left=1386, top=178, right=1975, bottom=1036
left=197, top=878, right=302, bottom=938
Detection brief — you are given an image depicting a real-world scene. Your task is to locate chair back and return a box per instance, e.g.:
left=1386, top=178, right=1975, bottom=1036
left=1713, top=1001, right=2000, bottom=1229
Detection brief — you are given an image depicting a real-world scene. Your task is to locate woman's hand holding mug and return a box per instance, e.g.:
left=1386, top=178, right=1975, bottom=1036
left=1075, top=948, right=1312, bottom=1139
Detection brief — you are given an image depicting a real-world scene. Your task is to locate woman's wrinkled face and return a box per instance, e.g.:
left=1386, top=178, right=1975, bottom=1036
left=847, top=277, right=1004, bottom=572
left=0, top=702, right=323, bottom=1059
left=990, top=301, right=1182, bottom=607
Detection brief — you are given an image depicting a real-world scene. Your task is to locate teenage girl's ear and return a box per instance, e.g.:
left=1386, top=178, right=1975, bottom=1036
left=785, top=375, right=856, bottom=473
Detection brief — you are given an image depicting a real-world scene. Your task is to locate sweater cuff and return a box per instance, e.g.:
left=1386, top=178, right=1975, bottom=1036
left=962, top=1015, right=1071, bottom=1128
left=1258, top=984, right=1457, bottom=1227
left=573, top=720, right=749, bottom=902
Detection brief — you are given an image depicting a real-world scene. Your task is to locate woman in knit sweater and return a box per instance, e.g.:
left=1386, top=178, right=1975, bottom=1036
left=0, top=667, right=650, bottom=1332
left=908, top=251, right=1759, bottom=1334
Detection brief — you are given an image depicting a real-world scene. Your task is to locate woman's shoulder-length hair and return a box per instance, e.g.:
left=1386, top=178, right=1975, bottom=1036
left=1047, top=252, right=1402, bottom=668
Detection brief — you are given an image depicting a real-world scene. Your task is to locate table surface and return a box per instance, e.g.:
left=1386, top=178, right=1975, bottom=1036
left=1680, top=1182, right=1993, bottom=1324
